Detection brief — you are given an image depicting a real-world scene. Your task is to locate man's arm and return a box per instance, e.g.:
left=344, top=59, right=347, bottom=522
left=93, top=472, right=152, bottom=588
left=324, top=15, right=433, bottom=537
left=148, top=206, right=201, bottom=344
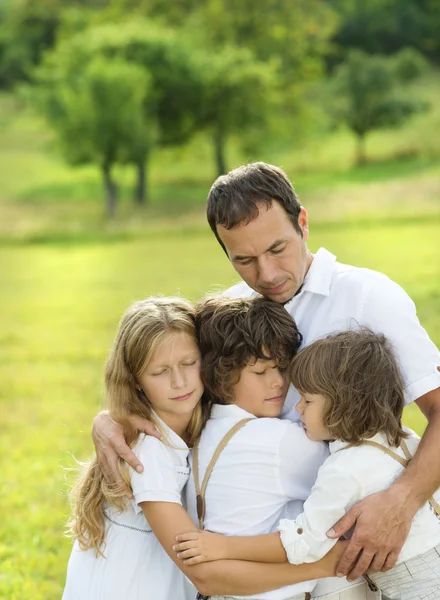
left=328, top=386, right=440, bottom=580
left=91, top=410, right=159, bottom=493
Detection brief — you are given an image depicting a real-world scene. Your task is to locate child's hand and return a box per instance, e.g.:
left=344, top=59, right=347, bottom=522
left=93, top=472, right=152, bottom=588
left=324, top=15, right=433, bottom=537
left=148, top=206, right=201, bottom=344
left=173, top=530, right=228, bottom=565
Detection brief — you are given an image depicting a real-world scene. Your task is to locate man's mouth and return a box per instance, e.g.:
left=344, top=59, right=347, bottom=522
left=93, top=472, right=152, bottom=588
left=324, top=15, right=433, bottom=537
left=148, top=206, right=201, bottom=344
left=260, top=280, right=287, bottom=294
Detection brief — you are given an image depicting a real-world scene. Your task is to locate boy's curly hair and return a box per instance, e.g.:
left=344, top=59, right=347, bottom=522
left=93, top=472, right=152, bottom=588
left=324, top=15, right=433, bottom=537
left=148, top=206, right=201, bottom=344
left=196, top=296, right=303, bottom=404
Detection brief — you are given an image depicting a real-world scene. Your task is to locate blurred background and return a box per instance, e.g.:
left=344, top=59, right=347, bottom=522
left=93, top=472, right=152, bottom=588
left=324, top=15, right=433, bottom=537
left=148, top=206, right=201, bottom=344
left=0, top=0, right=439, bottom=597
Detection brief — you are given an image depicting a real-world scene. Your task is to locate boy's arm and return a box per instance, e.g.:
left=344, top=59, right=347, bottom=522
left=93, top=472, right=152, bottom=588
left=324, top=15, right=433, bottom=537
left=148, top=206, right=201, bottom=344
left=142, top=501, right=346, bottom=597
left=174, top=530, right=287, bottom=564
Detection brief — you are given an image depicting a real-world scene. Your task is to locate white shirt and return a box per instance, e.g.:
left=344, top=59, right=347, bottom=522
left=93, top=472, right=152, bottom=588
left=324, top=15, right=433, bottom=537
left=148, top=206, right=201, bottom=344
left=185, top=403, right=329, bottom=600
left=223, top=247, right=440, bottom=422
left=63, top=416, right=195, bottom=600
left=279, top=429, right=440, bottom=567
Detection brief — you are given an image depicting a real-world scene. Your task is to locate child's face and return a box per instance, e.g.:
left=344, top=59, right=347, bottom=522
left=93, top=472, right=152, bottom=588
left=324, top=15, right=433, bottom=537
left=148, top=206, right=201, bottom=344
left=296, top=393, right=333, bottom=441
left=232, top=358, right=288, bottom=417
left=138, top=332, right=204, bottom=421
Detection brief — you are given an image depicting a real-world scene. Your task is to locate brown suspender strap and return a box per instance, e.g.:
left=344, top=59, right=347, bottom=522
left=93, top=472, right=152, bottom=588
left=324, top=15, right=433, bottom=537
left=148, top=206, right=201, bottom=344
left=360, top=439, right=440, bottom=517
left=192, top=418, right=253, bottom=530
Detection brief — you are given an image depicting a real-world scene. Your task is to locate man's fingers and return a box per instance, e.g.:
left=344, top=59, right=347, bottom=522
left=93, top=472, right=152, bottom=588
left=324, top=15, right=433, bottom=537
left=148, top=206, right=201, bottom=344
left=346, top=550, right=375, bottom=581
left=336, top=540, right=362, bottom=577
left=113, top=439, right=143, bottom=473
left=129, top=415, right=162, bottom=439
left=328, top=505, right=360, bottom=539
left=370, top=552, right=388, bottom=573
left=382, top=551, right=398, bottom=572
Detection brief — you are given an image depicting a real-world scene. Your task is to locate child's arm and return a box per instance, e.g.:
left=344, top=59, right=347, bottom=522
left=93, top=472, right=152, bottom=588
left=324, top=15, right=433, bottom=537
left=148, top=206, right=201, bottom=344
left=173, top=530, right=287, bottom=564
left=174, top=462, right=363, bottom=568
left=142, top=500, right=347, bottom=597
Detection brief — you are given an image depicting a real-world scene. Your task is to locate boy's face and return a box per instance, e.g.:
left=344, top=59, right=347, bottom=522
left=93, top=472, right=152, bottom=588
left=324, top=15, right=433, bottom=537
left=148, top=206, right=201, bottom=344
left=232, top=358, right=288, bottom=417
left=296, top=392, right=333, bottom=441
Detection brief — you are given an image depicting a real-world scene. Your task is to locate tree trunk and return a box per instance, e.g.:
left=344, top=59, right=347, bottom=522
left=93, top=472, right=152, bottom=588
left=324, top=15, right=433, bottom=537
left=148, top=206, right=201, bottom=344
left=134, top=155, right=148, bottom=205
left=213, top=126, right=226, bottom=177
left=102, top=163, right=117, bottom=217
left=356, top=132, right=367, bottom=165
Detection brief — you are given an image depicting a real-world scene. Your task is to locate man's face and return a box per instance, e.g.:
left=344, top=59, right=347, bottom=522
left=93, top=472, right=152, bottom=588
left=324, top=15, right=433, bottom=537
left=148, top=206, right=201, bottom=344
left=217, top=201, right=312, bottom=303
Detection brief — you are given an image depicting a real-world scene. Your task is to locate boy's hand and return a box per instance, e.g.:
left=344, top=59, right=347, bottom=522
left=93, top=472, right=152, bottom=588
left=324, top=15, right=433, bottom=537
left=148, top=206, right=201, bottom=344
left=173, top=530, right=228, bottom=565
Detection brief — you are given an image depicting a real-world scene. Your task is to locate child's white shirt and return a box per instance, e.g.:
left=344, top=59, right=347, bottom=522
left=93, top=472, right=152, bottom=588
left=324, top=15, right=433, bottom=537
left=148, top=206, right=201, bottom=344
left=62, top=415, right=195, bottom=600
left=279, top=428, right=440, bottom=566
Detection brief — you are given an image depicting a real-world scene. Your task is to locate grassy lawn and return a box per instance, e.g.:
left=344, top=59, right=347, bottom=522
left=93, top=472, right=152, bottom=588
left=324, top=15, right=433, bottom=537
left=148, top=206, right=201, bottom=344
left=0, top=75, right=439, bottom=598
left=1, top=218, right=439, bottom=598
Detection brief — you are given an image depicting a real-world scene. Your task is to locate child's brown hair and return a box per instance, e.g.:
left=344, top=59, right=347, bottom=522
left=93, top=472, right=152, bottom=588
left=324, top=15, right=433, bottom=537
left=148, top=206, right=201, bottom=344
left=196, top=296, right=303, bottom=404
left=290, top=328, right=407, bottom=446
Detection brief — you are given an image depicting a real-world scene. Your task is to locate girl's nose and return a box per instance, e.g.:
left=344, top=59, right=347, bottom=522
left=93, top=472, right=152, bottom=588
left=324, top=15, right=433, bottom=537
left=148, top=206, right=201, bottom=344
left=170, top=367, right=186, bottom=388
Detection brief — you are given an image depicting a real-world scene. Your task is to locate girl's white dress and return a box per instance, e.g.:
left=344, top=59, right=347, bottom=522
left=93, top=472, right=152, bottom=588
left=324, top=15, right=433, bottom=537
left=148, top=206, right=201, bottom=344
left=62, top=418, right=196, bottom=600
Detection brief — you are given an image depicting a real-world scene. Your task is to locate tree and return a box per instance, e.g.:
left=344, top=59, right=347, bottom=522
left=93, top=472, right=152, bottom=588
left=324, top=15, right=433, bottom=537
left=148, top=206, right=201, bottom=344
left=37, top=57, right=153, bottom=216
left=35, top=20, right=204, bottom=206
left=333, top=48, right=428, bottom=164
left=197, top=47, right=274, bottom=176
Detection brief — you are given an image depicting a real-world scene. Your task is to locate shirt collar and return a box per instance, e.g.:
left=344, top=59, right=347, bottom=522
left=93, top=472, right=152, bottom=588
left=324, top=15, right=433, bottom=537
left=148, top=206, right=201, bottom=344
left=210, top=403, right=257, bottom=420
left=300, top=248, right=337, bottom=297
left=329, top=431, right=392, bottom=454
left=152, top=410, right=189, bottom=450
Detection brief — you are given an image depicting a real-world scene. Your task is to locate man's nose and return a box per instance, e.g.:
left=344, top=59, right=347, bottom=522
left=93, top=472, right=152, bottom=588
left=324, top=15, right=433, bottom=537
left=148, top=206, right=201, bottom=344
left=257, top=256, right=277, bottom=283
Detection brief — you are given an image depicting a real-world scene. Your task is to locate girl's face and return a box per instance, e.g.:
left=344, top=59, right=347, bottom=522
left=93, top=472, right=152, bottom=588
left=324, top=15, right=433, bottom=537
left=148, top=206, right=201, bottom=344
left=138, top=332, right=204, bottom=423
left=296, top=392, right=334, bottom=441
left=232, top=358, right=288, bottom=417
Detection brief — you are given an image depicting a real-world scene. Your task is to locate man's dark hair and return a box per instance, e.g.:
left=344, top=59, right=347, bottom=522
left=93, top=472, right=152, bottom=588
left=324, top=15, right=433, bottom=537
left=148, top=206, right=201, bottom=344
left=195, top=296, right=303, bottom=404
left=207, top=162, right=302, bottom=254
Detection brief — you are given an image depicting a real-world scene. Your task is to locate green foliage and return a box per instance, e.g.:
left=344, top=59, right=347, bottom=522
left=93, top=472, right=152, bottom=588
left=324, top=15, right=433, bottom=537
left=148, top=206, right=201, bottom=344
left=36, top=57, right=152, bottom=215
left=329, top=0, right=440, bottom=62
left=333, top=49, right=428, bottom=163
left=196, top=46, right=275, bottom=175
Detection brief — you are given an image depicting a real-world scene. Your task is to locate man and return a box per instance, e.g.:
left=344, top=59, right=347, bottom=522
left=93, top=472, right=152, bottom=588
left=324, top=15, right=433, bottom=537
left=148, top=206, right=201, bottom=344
left=93, top=162, right=440, bottom=587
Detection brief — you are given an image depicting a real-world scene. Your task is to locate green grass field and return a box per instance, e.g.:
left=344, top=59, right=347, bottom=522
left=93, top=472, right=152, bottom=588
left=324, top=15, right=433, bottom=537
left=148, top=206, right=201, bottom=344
left=0, top=75, right=439, bottom=598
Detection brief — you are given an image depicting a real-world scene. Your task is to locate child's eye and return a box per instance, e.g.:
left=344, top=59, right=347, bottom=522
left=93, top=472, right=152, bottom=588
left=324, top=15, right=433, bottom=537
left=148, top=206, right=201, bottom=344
left=182, top=360, right=197, bottom=367
left=151, top=370, right=166, bottom=376
left=253, top=370, right=267, bottom=376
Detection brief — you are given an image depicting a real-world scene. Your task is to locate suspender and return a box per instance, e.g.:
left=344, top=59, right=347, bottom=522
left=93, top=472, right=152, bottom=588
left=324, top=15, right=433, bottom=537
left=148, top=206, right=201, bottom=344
left=360, top=438, right=440, bottom=517
left=192, top=418, right=253, bottom=530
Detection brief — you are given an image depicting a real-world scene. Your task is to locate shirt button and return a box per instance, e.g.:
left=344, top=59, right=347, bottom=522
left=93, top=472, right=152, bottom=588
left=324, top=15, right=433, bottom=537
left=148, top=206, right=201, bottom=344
left=297, top=528, right=303, bottom=534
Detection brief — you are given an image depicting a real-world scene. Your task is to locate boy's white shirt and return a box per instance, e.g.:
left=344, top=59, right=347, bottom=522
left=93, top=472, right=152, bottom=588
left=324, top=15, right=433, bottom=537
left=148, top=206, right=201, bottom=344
left=279, top=429, right=440, bottom=567
left=186, top=403, right=329, bottom=599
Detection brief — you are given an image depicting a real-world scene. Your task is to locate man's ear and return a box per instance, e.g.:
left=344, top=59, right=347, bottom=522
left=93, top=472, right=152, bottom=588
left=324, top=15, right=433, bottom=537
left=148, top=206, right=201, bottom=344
left=298, top=207, right=309, bottom=241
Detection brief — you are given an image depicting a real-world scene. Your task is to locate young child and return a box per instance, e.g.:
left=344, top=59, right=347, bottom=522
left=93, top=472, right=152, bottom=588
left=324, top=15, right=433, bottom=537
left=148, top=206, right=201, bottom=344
left=180, top=296, right=348, bottom=600
left=174, top=329, right=440, bottom=600
left=62, top=297, right=206, bottom=600
left=63, top=296, right=343, bottom=600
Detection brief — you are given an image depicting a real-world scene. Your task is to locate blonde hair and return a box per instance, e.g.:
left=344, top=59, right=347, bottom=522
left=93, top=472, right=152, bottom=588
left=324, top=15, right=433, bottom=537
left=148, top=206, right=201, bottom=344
left=290, top=328, right=407, bottom=446
left=68, top=297, right=208, bottom=556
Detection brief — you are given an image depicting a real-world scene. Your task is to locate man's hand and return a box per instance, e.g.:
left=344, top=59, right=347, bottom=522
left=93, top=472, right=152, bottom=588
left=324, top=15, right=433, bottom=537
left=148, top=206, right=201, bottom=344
left=327, top=488, right=414, bottom=581
left=92, top=411, right=161, bottom=495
